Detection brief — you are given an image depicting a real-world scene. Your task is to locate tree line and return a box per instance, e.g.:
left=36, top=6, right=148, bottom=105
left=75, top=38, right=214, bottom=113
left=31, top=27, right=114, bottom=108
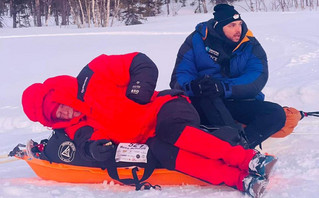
left=0, top=0, right=318, bottom=28
left=0, top=0, right=218, bottom=28
left=245, top=0, right=319, bottom=12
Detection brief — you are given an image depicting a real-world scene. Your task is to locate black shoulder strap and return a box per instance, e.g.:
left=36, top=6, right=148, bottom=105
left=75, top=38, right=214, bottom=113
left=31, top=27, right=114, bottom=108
left=199, top=97, right=249, bottom=148
left=211, top=97, right=237, bottom=127
left=199, top=97, right=237, bottom=127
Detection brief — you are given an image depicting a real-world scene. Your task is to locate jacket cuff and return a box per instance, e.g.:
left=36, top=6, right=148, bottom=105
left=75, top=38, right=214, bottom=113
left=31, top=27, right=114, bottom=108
left=184, top=82, right=195, bottom=97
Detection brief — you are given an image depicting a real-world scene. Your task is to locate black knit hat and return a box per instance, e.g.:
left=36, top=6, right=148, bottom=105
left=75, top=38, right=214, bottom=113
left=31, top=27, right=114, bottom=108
left=213, top=4, right=241, bottom=33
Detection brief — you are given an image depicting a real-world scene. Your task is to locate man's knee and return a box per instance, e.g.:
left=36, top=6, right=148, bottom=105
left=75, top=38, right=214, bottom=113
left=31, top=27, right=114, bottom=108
left=156, top=98, right=200, bottom=143
left=267, top=103, right=286, bottom=132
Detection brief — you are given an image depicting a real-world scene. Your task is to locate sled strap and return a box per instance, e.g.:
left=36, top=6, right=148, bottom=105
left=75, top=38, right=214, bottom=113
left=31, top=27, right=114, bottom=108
left=131, top=167, right=161, bottom=191
left=106, top=162, right=160, bottom=190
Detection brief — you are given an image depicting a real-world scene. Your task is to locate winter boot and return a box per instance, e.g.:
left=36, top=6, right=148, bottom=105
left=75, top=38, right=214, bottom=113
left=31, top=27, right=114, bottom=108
left=243, top=175, right=269, bottom=198
left=249, top=153, right=278, bottom=179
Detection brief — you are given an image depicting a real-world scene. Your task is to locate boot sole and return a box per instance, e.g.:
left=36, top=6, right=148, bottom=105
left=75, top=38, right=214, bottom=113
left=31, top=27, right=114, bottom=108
left=256, top=179, right=269, bottom=198
left=264, top=157, right=278, bottom=179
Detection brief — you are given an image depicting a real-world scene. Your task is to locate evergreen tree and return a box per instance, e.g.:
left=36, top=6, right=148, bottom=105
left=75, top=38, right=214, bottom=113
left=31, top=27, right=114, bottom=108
left=121, top=0, right=143, bottom=25
left=0, top=0, right=5, bottom=27
left=11, top=0, right=32, bottom=28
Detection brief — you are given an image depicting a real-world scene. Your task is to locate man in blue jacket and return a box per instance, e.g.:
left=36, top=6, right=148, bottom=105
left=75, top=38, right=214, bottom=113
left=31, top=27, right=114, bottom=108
left=170, top=4, right=286, bottom=148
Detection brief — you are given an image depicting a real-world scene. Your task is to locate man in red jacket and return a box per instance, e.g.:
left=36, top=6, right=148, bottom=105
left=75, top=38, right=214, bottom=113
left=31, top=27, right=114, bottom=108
left=22, top=52, right=276, bottom=197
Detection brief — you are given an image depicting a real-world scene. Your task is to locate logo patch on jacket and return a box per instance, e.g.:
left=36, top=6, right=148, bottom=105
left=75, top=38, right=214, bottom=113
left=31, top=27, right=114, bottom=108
left=58, top=141, right=76, bottom=163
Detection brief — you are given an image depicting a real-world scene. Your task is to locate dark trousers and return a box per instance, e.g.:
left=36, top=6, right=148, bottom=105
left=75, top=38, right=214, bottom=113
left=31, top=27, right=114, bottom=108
left=147, top=97, right=256, bottom=191
left=148, top=97, right=200, bottom=169
left=191, top=97, right=286, bottom=148
left=226, top=100, right=286, bottom=147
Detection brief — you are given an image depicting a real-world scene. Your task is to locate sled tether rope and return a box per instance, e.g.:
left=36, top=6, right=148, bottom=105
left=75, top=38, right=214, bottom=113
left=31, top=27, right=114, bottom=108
left=301, top=111, right=319, bottom=118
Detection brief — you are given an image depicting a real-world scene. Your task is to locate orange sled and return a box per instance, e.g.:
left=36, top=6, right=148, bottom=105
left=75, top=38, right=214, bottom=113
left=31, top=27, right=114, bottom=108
left=18, top=155, right=209, bottom=186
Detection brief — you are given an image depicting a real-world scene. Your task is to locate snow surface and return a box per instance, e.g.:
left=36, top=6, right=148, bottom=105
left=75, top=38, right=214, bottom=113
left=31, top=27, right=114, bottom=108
left=1, top=11, right=319, bottom=198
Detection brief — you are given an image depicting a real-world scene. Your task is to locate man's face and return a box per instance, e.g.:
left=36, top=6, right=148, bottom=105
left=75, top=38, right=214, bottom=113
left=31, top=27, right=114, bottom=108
left=223, top=20, right=242, bottom=42
left=55, top=104, right=81, bottom=120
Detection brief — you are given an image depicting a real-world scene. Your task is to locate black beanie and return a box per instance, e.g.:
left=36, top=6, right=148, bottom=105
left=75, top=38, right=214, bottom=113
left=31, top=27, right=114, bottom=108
left=213, top=4, right=241, bottom=34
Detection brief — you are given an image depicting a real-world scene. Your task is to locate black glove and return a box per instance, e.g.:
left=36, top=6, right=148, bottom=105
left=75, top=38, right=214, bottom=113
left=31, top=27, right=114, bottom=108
left=87, top=139, right=115, bottom=161
left=190, top=75, right=224, bottom=98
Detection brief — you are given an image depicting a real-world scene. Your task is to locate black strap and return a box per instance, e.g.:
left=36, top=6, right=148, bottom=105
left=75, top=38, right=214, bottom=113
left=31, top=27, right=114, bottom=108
left=199, top=97, right=249, bottom=148
left=106, top=156, right=160, bottom=191
left=200, top=97, right=243, bottom=130
left=303, top=111, right=319, bottom=118
left=211, top=97, right=236, bottom=127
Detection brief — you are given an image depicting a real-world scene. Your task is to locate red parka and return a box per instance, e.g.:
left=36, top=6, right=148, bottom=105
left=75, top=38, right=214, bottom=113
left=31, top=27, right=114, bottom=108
left=22, top=52, right=176, bottom=144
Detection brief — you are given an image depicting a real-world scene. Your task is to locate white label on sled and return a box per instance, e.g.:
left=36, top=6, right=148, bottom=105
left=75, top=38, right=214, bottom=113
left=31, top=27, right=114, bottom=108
left=115, top=143, right=148, bottom=163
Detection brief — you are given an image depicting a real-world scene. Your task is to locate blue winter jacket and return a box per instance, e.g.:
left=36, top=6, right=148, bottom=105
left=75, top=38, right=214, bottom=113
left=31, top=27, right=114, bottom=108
left=170, top=19, right=268, bottom=100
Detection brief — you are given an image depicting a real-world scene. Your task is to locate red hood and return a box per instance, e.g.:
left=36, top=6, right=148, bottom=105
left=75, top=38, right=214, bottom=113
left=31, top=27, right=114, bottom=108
left=22, top=75, right=90, bottom=128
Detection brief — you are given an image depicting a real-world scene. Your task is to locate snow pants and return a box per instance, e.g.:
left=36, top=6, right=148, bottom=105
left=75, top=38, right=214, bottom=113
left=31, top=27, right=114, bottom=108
left=225, top=100, right=286, bottom=148
left=191, top=97, right=286, bottom=148
left=148, top=97, right=256, bottom=191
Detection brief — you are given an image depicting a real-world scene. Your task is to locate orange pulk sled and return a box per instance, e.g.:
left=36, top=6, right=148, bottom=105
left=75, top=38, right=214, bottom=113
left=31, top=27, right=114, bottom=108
left=9, top=142, right=208, bottom=189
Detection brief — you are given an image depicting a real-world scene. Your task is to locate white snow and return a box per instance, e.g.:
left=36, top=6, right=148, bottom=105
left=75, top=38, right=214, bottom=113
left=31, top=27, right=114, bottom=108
left=1, top=11, right=319, bottom=198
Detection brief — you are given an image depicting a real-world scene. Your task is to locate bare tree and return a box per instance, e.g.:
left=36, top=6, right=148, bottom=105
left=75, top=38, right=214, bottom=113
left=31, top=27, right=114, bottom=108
left=95, top=0, right=101, bottom=27
left=43, top=0, right=53, bottom=26
left=216, top=0, right=229, bottom=3
left=101, top=0, right=106, bottom=26
left=9, top=0, right=17, bottom=28
left=68, top=0, right=81, bottom=27
left=84, top=0, right=91, bottom=27
left=35, top=0, right=41, bottom=26
left=110, top=0, right=120, bottom=26
left=245, top=0, right=254, bottom=11
left=106, top=0, right=110, bottom=26
left=78, top=0, right=85, bottom=25
left=202, top=0, right=208, bottom=13
left=91, top=0, right=96, bottom=25
left=255, top=0, right=267, bottom=11
left=58, top=0, right=70, bottom=26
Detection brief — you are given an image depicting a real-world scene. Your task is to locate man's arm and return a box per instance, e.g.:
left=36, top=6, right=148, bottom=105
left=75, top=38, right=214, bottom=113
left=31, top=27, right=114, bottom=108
left=84, top=52, right=158, bottom=104
left=125, top=53, right=158, bottom=104
left=73, top=126, right=115, bottom=162
left=170, top=34, right=199, bottom=96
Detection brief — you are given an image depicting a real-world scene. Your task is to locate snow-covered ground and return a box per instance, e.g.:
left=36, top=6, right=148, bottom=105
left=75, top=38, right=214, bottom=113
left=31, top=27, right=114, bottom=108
left=1, top=11, right=319, bottom=198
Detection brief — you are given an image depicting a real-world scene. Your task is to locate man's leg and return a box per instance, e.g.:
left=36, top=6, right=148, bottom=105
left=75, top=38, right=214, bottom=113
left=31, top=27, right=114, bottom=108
left=147, top=137, right=248, bottom=191
left=155, top=97, right=256, bottom=171
left=225, top=100, right=286, bottom=148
